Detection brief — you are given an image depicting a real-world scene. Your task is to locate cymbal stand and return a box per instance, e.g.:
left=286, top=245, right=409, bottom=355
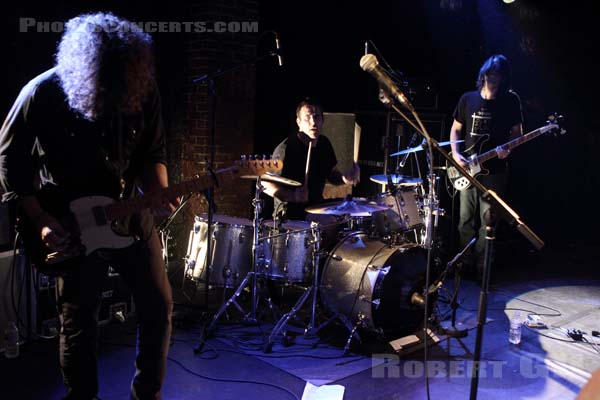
left=203, top=177, right=265, bottom=336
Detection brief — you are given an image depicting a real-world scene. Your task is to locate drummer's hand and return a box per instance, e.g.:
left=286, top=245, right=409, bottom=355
left=293, top=186, right=309, bottom=203
left=342, top=162, right=360, bottom=185
left=452, top=152, right=469, bottom=168
left=496, top=146, right=510, bottom=159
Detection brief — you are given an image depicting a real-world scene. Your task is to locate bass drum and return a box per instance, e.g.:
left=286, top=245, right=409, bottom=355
left=321, top=231, right=430, bottom=338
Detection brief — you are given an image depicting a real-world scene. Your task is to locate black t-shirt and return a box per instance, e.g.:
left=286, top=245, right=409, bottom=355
left=453, top=90, right=522, bottom=174
left=0, top=68, right=167, bottom=237
left=273, top=132, right=339, bottom=220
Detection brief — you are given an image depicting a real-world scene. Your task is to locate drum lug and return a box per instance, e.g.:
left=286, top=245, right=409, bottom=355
left=304, top=236, right=311, bottom=248
left=238, top=231, right=245, bottom=244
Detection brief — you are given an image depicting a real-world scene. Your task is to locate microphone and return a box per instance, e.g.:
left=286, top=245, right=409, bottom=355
left=364, top=40, right=368, bottom=56
left=275, top=33, right=283, bottom=66
left=399, top=132, right=418, bottom=168
left=360, top=54, right=412, bottom=110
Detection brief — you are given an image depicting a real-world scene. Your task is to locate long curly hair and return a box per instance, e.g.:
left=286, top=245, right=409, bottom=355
left=55, top=12, right=155, bottom=121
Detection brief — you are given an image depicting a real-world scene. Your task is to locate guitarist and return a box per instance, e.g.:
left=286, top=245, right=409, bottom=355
left=449, top=54, right=523, bottom=278
left=0, top=13, right=179, bottom=400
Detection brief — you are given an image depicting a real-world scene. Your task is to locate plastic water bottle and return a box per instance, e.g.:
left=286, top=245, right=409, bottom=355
left=4, top=321, right=19, bottom=359
left=509, top=311, right=522, bottom=345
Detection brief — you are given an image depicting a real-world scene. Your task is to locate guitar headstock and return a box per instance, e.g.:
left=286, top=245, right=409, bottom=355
left=546, top=113, right=566, bottom=136
left=236, top=154, right=283, bottom=177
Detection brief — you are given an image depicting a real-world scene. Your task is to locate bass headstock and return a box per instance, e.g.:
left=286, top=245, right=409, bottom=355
left=546, top=113, right=566, bottom=137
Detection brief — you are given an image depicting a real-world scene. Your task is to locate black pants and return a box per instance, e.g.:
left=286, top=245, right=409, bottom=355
left=458, top=173, right=507, bottom=270
left=57, top=230, right=172, bottom=400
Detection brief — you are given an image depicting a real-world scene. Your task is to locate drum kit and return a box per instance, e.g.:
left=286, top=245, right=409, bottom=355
left=181, top=140, right=462, bottom=353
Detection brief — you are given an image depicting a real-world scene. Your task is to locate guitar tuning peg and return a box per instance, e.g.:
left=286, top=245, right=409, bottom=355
left=241, top=154, right=247, bottom=161
left=262, top=154, right=266, bottom=161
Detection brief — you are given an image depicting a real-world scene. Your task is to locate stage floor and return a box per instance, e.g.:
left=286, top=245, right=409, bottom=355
left=1, top=241, right=599, bottom=400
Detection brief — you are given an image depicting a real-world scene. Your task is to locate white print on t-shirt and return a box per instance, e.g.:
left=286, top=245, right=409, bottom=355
left=470, top=108, right=492, bottom=138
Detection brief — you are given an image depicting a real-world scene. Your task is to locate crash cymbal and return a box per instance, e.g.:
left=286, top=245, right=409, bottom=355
left=306, top=197, right=390, bottom=216
left=240, top=172, right=302, bottom=187
left=389, top=140, right=464, bottom=157
left=369, top=174, right=422, bottom=186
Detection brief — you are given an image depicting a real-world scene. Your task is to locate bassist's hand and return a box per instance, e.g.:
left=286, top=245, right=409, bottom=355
left=452, top=152, right=469, bottom=168
left=496, top=146, right=510, bottom=159
left=33, top=212, right=71, bottom=252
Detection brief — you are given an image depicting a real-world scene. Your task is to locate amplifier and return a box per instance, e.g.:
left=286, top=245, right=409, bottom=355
left=99, top=269, right=135, bottom=326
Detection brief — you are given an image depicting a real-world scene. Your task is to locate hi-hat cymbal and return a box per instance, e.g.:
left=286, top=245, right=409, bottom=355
left=389, top=140, right=464, bottom=157
left=240, top=172, right=302, bottom=187
left=306, top=197, right=390, bottom=216
left=369, top=174, right=422, bottom=186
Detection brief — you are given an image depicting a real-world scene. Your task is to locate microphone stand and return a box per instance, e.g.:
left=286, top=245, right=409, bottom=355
left=386, top=101, right=543, bottom=400
left=438, top=236, right=477, bottom=338
left=191, top=50, right=280, bottom=352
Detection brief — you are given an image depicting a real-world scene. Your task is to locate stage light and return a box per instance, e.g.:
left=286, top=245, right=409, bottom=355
left=503, top=0, right=516, bottom=3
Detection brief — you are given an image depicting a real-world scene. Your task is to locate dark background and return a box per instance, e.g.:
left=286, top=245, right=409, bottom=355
left=2, top=0, right=598, bottom=254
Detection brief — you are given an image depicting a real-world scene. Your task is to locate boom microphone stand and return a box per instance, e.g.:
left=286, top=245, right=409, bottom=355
left=360, top=53, right=544, bottom=400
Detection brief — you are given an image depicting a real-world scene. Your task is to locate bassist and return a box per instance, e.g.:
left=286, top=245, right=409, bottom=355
left=449, top=54, right=523, bottom=277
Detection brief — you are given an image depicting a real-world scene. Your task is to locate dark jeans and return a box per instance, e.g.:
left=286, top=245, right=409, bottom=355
left=457, top=173, right=507, bottom=269
left=57, top=230, right=173, bottom=400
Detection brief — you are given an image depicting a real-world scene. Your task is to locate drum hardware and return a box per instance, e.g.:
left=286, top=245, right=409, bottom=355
left=388, top=140, right=464, bottom=157
left=203, top=176, right=273, bottom=335
left=264, top=221, right=324, bottom=353
left=438, top=236, right=477, bottom=338
left=305, top=196, right=390, bottom=216
left=369, top=174, right=422, bottom=186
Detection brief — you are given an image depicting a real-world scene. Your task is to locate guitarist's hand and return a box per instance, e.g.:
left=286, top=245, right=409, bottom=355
left=152, top=195, right=181, bottom=217
left=452, top=152, right=469, bottom=168
left=34, top=212, right=71, bottom=252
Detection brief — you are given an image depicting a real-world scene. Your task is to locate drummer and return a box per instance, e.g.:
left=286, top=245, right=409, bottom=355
left=262, top=98, right=360, bottom=226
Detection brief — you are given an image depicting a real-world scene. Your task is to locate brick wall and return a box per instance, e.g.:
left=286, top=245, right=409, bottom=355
left=165, top=0, right=259, bottom=266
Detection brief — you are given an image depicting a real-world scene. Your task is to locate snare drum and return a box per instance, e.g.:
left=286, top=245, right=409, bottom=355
left=372, top=187, right=423, bottom=236
left=261, top=220, right=314, bottom=283
left=185, top=214, right=253, bottom=288
left=321, top=231, right=428, bottom=338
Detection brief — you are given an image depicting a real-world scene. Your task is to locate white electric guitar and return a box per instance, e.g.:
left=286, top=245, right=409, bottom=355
left=447, top=114, right=565, bottom=191
left=21, top=157, right=283, bottom=275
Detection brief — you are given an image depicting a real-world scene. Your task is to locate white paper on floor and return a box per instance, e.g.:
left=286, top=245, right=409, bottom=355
left=301, top=381, right=345, bottom=400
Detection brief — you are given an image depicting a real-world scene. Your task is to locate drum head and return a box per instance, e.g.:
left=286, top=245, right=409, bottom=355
left=321, top=232, right=434, bottom=339
left=372, top=246, right=430, bottom=338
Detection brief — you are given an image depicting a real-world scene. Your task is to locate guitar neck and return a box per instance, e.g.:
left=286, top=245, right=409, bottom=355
left=477, top=124, right=556, bottom=164
left=105, top=166, right=239, bottom=220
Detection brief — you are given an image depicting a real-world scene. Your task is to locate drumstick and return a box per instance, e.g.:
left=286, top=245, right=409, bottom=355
left=353, top=123, right=361, bottom=163
left=304, top=140, right=313, bottom=187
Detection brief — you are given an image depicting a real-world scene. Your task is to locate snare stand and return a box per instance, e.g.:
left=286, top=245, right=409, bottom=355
left=202, top=176, right=270, bottom=337
left=264, top=221, right=321, bottom=353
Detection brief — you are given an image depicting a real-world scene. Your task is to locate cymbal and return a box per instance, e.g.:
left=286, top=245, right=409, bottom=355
left=306, top=197, right=390, bottom=216
left=389, top=140, right=464, bottom=157
left=369, top=174, right=422, bottom=186
left=240, top=172, right=302, bottom=187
